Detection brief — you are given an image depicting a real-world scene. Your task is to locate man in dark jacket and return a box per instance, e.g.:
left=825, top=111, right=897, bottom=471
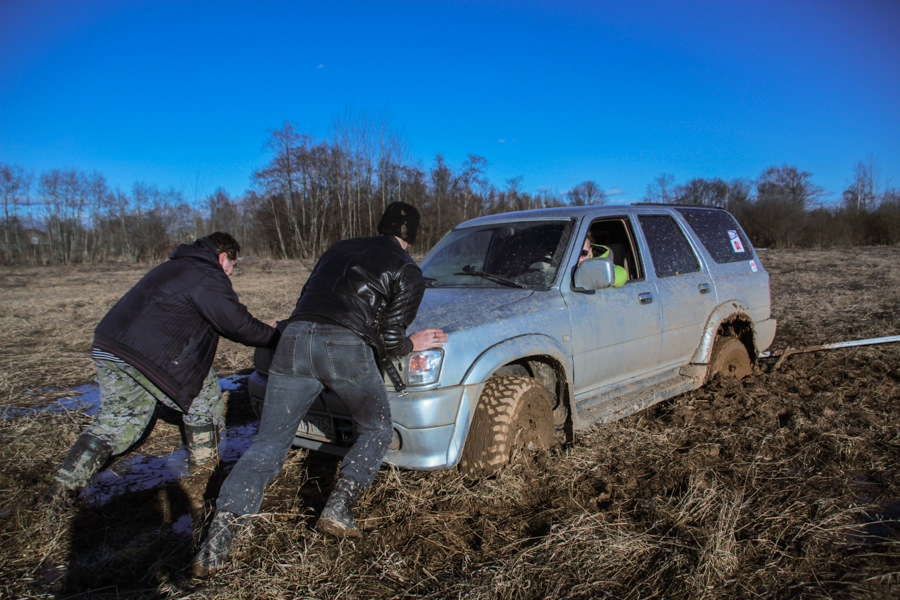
left=193, top=202, right=447, bottom=577
left=48, top=232, right=277, bottom=501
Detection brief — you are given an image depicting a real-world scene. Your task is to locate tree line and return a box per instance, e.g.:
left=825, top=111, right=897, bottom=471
left=2, top=117, right=898, bottom=266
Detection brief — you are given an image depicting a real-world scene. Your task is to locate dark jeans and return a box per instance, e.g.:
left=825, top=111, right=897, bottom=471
left=217, top=321, right=392, bottom=516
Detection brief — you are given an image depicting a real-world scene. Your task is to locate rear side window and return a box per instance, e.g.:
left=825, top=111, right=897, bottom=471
left=638, top=215, right=700, bottom=278
left=676, top=208, right=752, bottom=264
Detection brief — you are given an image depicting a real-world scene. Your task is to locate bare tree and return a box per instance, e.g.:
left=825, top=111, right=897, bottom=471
left=754, top=165, right=823, bottom=247
left=0, top=163, right=31, bottom=263
left=429, top=155, right=453, bottom=233
left=332, top=109, right=371, bottom=239
left=253, top=121, right=302, bottom=258
left=535, top=187, right=564, bottom=209
left=757, top=165, right=822, bottom=211
left=206, top=188, right=240, bottom=233
left=506, top=176, right=526, bottom=211
left=674, top=178, right=730, bottom=207
left=84, top=171, right=109, bottom=261
left=644, top=173, right=675, bottom=204
left=874, top=187, right=900, bottom=244
left=375, top=114, right=410, bottom=225
left=40, top=169, right=83, bottom=263
left=567, top=180, right=606, bottom=206
left=457, top=155, right=488, bottom=222
left=843, top=157, right=880, bottom=214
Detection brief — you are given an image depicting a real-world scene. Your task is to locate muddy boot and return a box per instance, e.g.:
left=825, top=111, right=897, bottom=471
left=182, top=422, right=220, bottom=513
left=45, top=433, right=113, bottom=506
left=191, top=510, right=242, bottom=578
left=316, top=478, right=364, bottom=539
left=182, top=469, right=215, bottom=515
left=184, top=422, right=219, bottom=467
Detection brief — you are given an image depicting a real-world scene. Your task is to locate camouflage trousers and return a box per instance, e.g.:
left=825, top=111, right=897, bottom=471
left=83, top=359, right=224, bottom=456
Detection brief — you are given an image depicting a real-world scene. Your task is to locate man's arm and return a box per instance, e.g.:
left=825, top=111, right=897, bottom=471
left=380, top=263, right=426, bottom=357
left=192, top=272, right=277, bottom=348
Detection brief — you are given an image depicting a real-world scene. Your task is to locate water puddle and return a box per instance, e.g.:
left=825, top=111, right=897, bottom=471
left=82, top=420, right=258, bottom=506
left=3, top=374, right=247, bottom=419
left=1, top=384, right=102, bottom=419
left=5, top=375, right=258, bottom=526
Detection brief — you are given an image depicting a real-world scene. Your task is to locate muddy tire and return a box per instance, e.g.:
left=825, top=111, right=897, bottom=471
left=709, top=337, right=752, bottom=380
left=458, top=376, right=556, bottom=478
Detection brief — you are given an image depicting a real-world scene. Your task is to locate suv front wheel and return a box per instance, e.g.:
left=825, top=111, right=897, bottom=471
left=458, top=376, right=556, bottom=478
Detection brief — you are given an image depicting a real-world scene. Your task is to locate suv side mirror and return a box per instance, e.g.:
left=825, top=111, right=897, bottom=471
left=573, top=257, right=617, bottom=291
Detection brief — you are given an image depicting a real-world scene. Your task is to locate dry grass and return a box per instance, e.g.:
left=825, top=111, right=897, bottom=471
left=0, top=248, right=898, bottom=599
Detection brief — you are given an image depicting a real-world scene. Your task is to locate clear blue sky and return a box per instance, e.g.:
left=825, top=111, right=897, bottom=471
left=2, top=0, right=898, bottom=206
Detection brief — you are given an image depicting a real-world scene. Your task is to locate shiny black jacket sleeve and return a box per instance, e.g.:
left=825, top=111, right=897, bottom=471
left=379, top=262, right=426, bottom=357
left=291, top=235, right=425, bottom=362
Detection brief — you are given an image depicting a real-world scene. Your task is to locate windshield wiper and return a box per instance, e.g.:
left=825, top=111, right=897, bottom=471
left=453, top=270, right=527, bottom=288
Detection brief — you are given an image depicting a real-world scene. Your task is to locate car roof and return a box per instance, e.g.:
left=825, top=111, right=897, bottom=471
left=454, top=203, right=692, bottom=228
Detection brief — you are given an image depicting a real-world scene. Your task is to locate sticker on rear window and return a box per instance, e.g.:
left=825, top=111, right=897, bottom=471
left=728, top=230, right=745, bottom=253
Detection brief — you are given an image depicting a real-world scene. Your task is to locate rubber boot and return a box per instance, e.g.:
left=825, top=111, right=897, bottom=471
left=191, top=510, right=242, bottom=578
left=184, top=422, right=219, bottom=467
left=182, top=422, right=221, bottom=513
left=45, top=433, right=113, bottom=505
left=316, top=478, right=364, bottom=539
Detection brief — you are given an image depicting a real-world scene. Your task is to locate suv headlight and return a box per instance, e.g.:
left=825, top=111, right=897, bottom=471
left=406, top=349, right=444, bottom=386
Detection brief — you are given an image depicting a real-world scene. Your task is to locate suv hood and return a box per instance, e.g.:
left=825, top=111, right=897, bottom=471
left=410, top=288, right=534, bottom=331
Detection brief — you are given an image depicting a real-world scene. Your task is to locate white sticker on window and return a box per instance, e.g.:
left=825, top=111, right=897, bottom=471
left=728, top=230, right=745, bottom=253
left=749, top=260, right=758, bottom=272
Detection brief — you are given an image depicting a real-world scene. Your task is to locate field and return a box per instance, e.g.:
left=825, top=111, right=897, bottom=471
left=0, top=247, right=898, bottom=599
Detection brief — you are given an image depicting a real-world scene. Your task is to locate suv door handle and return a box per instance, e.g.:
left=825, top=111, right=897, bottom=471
left=639, top=292, right=654, bottom=305
left=698, top=283, right=711, bottom=294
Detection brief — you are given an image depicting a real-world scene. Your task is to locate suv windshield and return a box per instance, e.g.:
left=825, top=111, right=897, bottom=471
left=421, top=220, right=574, bottom=288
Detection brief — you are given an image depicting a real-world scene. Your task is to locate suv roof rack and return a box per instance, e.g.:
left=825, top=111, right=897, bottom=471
left=631, top=203, right=729, bottom=210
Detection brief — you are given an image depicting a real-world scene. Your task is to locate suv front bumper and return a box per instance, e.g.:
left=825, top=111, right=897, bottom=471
left=249, top=369, right=486, bottom=471
left=384, top=381, right=485, bottom=470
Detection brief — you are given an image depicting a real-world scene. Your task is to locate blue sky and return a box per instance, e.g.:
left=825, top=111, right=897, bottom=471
left=1, top=0, right=898, bottom=205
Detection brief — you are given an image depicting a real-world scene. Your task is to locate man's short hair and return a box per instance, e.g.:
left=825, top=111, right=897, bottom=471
left=204, top=232, right=240, bottom=260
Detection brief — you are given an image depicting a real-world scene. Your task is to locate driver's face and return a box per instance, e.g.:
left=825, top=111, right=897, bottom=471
left=578, top=238, right=592, bottom=265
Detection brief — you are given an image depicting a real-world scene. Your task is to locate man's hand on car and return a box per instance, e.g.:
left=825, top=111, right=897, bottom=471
left=410, top=328, right=448, bottom=351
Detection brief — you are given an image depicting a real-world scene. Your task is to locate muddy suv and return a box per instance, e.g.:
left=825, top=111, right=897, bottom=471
left=249, top=205, right=776, bottom=476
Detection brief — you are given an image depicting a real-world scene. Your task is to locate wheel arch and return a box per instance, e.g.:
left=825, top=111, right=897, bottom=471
left=446, top=334, right=574, bottom=465
left=683, top=300, right=760, bottom=379
left=461, top=333, right=572, bottom=392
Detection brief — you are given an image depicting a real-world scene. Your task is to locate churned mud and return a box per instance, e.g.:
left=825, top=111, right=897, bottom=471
left=0, top=248, right=898, bottom=599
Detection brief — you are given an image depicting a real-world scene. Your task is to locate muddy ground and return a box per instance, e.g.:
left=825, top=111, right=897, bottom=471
left=0, top=247, right=898, bottom=599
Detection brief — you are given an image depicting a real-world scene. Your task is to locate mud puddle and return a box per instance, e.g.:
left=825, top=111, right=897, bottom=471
left=5, top=375, right=257, bottom=511
left=0, top=384, right=102, bottom=418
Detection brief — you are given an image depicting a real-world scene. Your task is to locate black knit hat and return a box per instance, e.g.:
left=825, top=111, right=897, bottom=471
left=377, top=201, right=420, bottom=244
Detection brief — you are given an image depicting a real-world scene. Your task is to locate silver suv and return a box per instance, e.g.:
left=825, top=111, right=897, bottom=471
left=249, top=205, right=776, bottom=476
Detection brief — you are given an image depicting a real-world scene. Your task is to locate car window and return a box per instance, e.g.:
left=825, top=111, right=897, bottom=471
left=421, top=220, right=574, bottom=288
left=676, top=208, right=752, bottom=264
left=586, top=217, right=643, bottom=281
left=638, top=215, right=700, bottom=278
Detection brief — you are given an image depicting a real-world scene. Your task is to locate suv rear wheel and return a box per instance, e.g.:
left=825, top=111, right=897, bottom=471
left=709, top=337, right=752, bottom=380
left=459, top=375, right=556, bottom=477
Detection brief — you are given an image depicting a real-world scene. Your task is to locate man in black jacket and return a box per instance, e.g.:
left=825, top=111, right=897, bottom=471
left=48, top=232, right=277, bottom=501
left=193, top=202, right=447, bottom=577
